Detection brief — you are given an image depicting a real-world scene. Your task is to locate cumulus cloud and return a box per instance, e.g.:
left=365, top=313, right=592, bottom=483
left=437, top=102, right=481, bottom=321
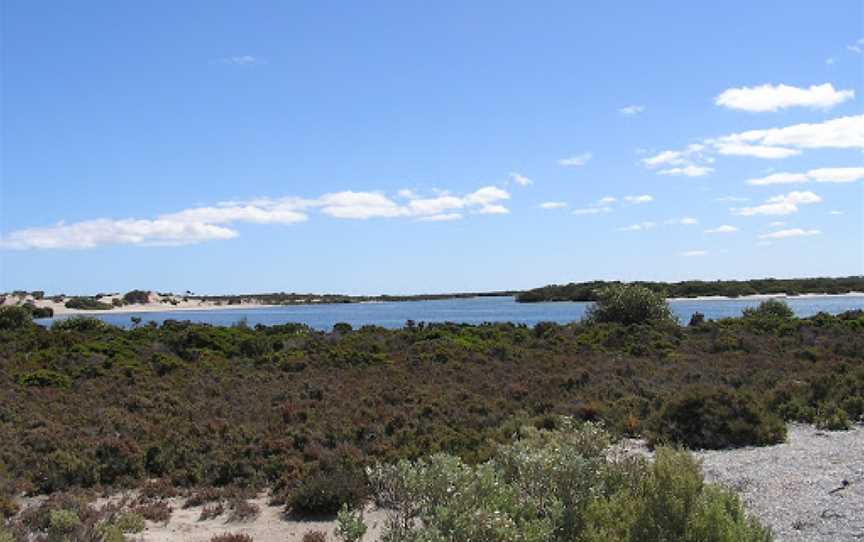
left=747, top=167, right=864, bottom=185
left=1, top=185, right=511, bottom=250
left=732, top=191, right=822, bottom=216
left=619, top=105, right=645, bottom=116
left=704, top=225, right=738, bottom=234
left=681, top=250, right=708, bottom=257
left=759, top=228, right=821, bottom=239
left=558, top=153, right=592, bottom=166
left=643, top=115, right=864, bottom=176
left=510, top=172, right=533, bottom=186
left=715, top=83, right=854, bottom=112
left=539, top=202, right=568, bottom=209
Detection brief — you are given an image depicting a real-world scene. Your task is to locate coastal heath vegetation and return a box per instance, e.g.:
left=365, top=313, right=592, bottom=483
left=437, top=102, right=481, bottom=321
left=0, top=286, right=861, bottom=533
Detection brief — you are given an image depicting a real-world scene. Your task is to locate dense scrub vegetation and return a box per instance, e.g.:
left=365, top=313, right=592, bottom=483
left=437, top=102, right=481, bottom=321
left=0, top=292, right=862, bottom=524
left=517, top=276, right=864, bottom=302
left=364, top=420, right=771, bottom=541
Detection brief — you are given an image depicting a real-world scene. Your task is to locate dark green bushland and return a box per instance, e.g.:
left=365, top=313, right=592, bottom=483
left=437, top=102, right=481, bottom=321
left=0, top=307, right=861, bottom=509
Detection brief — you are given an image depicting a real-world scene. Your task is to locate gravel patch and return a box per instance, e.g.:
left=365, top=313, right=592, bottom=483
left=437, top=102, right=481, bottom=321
left=695, top=424, right=864, bottom=541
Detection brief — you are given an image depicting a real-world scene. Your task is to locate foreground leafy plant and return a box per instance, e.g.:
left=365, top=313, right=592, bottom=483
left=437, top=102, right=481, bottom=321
left=366, top=419, right=772, bottom=542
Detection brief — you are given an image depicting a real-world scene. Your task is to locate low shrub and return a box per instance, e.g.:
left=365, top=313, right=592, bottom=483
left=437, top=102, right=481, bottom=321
left=287, top=468, right=367, bottom=517
left=64, top=297, right=114, bottom=311
left=227, top=499, right=260, bottom=522
left=815, top=403, right=851, bottom=431
left=210, top=534, right=254, bottom=542
left=0, top=306, right=32, bottom=331
left=135, top=500, right=173, bottom=523
left=585, top=284, right=676, bottom=326
left=200, top=502, right=225, bottom=521
left=112, top=511, right=145, bottom=533
left=650, top=387, right=786, bottom=449
left=302, top=531, right=327, bottom=542
left=366, top=419, right=772, bottom=541
left=18, top=369, right=71, bottom=388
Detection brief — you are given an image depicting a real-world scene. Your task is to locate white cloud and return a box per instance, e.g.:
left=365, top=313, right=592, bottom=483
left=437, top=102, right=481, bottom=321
left=572, top=207, right=612, bottom=216
left=848, top=38, right=864, bottom=54
left=1, top=184, right=512, bottom=250
left=510, top=172, right=533, bottom=186
left=665, top=217, right=699, bottom=225
left=733, top=191, right=822, bottom=216
left=619, top=105, right=645, bottom=116
left=558, top=153, right=592, bottom=166
left=539, top=201, right=568, bottom=209
left=624, top=195, right=654, bottom=204
left=0, top=219, right=239, bottom=250
left=681, top=250, right=708, bottom=257
left=658, top=165, right=715, bottom=177
left=418, top=213, right=462, bottom=222
left=759, top=228, right=821, bottom=239
left=713, top=143, right=800, bottom=159
left=826, top=57, right=836, bottom=65
left=715, top=196, right=750, bottom=203
left=397, top=189, right=419, bottom=199
left=715, top=83, right=854, bottom=112
left=829, top=210, right=844, bottom=215
left=747, top=167, right=864, bottom=185
left=597, top=196, right=617, bottom=205
left=704, top=224, right=738, bottom=234
left=215, top=55, right=263, bottom=65
left=768, top=221, right=786, bottom=228
left=617, top=221, right=656, bottom=232
left=643, top=115, right=864, bottom=176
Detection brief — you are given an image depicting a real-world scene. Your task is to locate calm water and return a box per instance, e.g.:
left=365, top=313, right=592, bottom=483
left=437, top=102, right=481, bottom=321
left=37, top=295, right=864, bottom=330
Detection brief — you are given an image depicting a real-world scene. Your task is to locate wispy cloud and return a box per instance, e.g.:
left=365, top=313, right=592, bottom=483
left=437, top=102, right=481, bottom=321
left=681, top=250, right=708, bottom=257
left=848, top=38, right=864, bottom=54
left=539, top=201, right=567, bottom=209
left=665, top=217, right=699, bottom=225
left=510, top=172, right=533, bottom=186
left=573, top=207, right=611, bottom=215
left=714, top=83, right=854, bottom=112
left=619, top=105, right=645, bottom=116
left=759, top=228, right=821, bottom=239
left=732, top=191, right=822, bottom=216
left=643, top=115, right=864, bottom=176
left=0, top=185, right=511, bottom=250
left=747, top=167, right=864, bottom=185
left=829, top=210, right=844, bottom=215
left=715, top=196, right=750, bottom=203
left=658, top=165, right=715, bottom=177
left=617, top=221, right=656, bottom=232
left=214, top=55, right=264, bottom=65
left=558, top=153, right=592, bottom=167
left=623, top=195, right=654, bottom=204
left=704, top=224, right=738, bottom=234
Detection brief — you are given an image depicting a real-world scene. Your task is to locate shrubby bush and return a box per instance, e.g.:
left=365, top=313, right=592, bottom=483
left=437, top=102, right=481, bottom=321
left=0, top=305, right=32, bottom=330
left=651, top=387, right=786, bottom=449
left=743, top=298, right=794, bottom=320
left=366, top=420, right=772, bottom=541
left=64, top=297, right=114, bottom=310
left=122, top=289, right=151, bottom=305
left=585, top=284, right=676, bottom=326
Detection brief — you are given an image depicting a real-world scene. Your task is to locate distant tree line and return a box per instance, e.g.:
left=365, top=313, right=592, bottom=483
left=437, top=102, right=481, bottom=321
left=516, top=276, right=864, bottom=302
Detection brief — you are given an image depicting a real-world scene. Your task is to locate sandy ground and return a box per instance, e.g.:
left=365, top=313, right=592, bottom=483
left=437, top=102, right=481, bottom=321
left=137, top=497, right=387, bottom=542
left=0, top=293, right=280, bottom=316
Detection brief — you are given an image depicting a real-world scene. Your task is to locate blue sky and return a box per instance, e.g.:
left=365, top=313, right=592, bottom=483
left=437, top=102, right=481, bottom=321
left=1, top=1, right=862, bottom=295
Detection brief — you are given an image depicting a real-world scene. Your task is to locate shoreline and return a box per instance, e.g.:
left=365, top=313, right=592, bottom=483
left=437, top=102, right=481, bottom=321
left=6, top=291, right=864, bottom=318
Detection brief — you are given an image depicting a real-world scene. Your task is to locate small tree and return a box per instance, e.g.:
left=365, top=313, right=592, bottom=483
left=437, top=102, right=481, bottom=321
left=585, top=284, right=676, bottom=326
left=743, top=298, right=794, bottom=319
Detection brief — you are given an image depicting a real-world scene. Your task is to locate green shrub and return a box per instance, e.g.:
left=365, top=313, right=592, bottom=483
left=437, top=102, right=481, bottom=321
left=52, top=316, right=109, bottom=332
left=122, top=290, right=151, bottom=305
left=335, top=504, right=367, bottom=542
left=113, top=511, right=146, bottom=533
left=815, top=403, right=851, bottom=431
left=651, top=387, right=786, bottom=449
left=48, top=508, right=81, bottom=535
left=287, top=468, right=367, bottom=516
left=585, top=284, right=676, bottom=326
left=366, top=420, right=772, bottom=541
left=64, top=297, right=114, bottom=310
left=18, top=369, right=71, bottom=388
left=743, top=299, right=794, bottom=319
left=0, top=306, right=32, bottom=331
